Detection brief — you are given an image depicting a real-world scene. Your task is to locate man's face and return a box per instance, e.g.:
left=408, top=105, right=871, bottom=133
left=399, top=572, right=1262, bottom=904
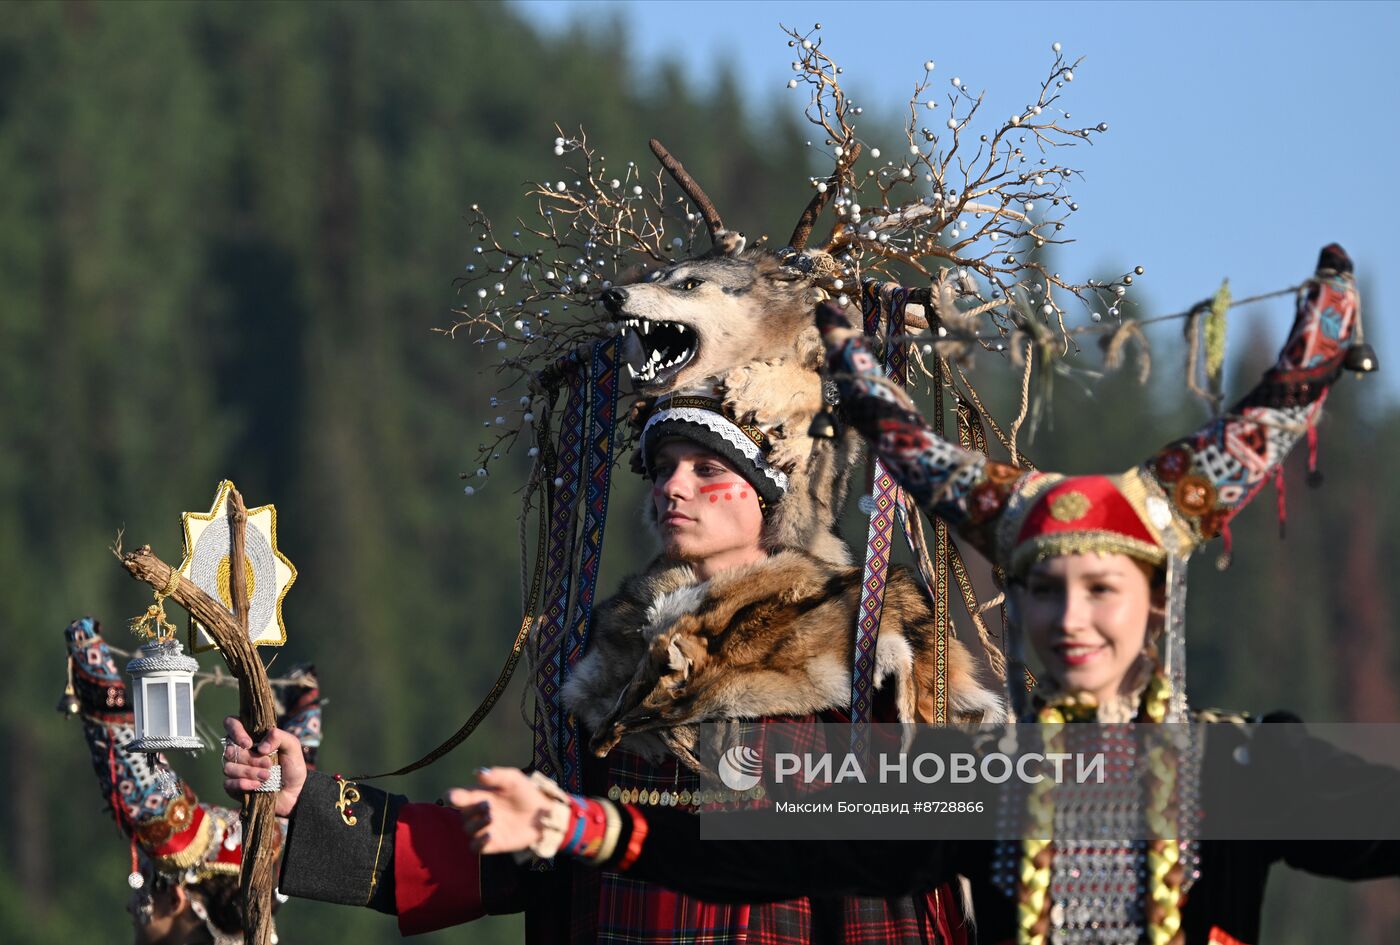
left=651, top=440, right=764, bottom=572
left=1015, top=553, right=1155, bottom=706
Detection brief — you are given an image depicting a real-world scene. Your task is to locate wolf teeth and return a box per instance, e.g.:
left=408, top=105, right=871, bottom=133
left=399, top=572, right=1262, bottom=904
left=618, top=316, right=696, bottom=385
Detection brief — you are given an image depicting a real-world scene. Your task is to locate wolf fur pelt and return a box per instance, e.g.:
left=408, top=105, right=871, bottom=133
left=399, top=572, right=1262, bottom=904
left=562, top=549, right=1001, bottom=772
left=579, top=249, right=1001, bottom=779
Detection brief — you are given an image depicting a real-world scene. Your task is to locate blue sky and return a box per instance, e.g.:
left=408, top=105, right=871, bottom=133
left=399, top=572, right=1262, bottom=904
left=516, top=0, right=1399, bottom=395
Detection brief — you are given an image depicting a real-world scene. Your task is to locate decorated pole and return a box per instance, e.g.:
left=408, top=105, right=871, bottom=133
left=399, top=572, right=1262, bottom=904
left=120, top=484, right=289, bottom=945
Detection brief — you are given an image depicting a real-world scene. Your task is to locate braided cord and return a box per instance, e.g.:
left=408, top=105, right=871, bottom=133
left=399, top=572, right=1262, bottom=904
left=1016, top=686, right=1185, bottom=945
left=1142, top=673, right=1183, bottom=945
left=129, top=568, right=183, bottom=643
left=1018, top=701, right=1063, bottom=945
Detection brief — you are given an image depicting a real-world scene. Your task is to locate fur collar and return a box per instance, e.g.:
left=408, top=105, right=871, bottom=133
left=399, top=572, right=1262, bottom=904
left=562, top=550, right=1001, bottom=764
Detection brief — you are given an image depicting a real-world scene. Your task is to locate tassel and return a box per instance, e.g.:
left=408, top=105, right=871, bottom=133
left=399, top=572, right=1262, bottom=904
left=1216, top=525, right=1233, bottom=571
left=1306, top=426, right=1324, bottom=487
left=1275, top=467, right=1287, bottom=539
left=128, top=840, right=143, bottom=890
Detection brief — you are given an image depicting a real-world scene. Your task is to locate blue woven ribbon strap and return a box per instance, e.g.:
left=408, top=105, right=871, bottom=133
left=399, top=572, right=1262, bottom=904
left=532, top=353, right=588, bottom=782
left=559, top=336, right=621, bottom=792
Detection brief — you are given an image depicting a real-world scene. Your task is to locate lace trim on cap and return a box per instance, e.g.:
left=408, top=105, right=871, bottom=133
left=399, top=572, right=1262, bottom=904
left=642, top=407, right=790, bottom=493
left=1008, top=529, right=1166, bottom=578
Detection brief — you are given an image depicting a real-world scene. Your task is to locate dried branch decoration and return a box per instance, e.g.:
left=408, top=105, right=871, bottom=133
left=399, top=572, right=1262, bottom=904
left=446, top=25, right=1145, bottom=490
left=778, top=25, right=1141, bottom=326
left=446, top=124, right=717, bottom=489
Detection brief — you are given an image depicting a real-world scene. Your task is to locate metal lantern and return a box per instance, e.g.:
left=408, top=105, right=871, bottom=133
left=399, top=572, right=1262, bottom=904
left=126, top=639, right=203, bottom=752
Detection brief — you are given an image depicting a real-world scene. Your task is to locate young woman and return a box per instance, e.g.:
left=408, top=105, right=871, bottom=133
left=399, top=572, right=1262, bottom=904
left=444, top=245, right=1400, bottom=945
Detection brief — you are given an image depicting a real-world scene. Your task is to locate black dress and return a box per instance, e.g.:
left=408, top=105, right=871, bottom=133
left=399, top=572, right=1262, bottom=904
left=601, top=716, right=1400, bottom=945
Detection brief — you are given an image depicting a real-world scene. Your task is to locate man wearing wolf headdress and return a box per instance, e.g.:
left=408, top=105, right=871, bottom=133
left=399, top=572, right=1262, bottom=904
left=222, top=30, right=1172, bottom=942
left=223, top=341, right=1000, bottom=941
left=445, top=245, right=1400, bottom=945
left=62, top=616, right=323, bottom=945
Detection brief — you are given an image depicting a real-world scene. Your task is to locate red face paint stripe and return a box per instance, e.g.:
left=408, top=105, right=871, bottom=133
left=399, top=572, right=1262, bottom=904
left=699, top=483, right=738, bottom=494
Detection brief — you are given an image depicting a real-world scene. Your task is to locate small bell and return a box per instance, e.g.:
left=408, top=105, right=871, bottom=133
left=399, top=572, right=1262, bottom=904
left=808, top=410, right=838, bottom=439
left=1344, top=343, right=1378, bottom=374
left=56, top=687, right=81, bottom=717
left=57, top=658, right=81, bottom=716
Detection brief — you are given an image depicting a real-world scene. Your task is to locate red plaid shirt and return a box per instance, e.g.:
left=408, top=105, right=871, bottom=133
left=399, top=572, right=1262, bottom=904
left=521, top=705, right=970, bottom=945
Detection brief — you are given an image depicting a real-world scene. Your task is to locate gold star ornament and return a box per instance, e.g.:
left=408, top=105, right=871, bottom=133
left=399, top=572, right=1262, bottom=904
left=177, top=480, right=296, bottom=651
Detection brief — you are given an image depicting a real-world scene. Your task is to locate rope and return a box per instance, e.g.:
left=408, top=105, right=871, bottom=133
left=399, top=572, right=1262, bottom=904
left=1008, top=340, right=1033, bottom=463
left=953, top=365, right=1034, bottom=468
left=1183, top=304, right=1215, bottom=409
left=1130, top=284, right=1297, bottom=329
left=101, top=642, right=309, bottom=691
left=128, top=569, right=183, bottom=643
left=879, top=283, right=1303, bottom=359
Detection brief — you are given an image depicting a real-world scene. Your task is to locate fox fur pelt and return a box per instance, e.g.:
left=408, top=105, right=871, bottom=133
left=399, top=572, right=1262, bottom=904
left=562, top=549, right=1001, bottom=769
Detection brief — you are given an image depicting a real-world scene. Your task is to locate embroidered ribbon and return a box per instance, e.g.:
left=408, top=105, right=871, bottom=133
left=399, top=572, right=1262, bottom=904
left=532, top=352, right=589, bottom=783
left=852, top=284, right=911, bottom=740
left=929, top=356, right=952, bottom=723
left=560, top=336, right=621, bottom=793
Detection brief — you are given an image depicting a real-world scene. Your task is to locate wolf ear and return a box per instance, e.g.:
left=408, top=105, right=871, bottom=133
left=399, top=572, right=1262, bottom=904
left=712, top=231, right=747, bottom=257
left=666, top=638, right=693, bottom=680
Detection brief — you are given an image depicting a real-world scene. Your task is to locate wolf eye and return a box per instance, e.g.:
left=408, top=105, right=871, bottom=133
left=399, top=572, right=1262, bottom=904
left=677, top=278, right=704, bottom=291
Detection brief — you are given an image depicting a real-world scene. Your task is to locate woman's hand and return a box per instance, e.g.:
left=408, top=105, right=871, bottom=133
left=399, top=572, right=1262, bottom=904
left=221, top=716, right=307, bottom=817
left=445, top=767, right=558, bottom=855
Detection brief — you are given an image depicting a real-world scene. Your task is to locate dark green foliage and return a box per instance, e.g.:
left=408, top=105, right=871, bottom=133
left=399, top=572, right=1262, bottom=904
left=0, top=3, right=1393, bottom=942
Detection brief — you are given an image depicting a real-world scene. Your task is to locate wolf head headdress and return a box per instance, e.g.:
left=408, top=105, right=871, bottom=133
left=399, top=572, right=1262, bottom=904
left=442, top=26, right=1142, bottom=789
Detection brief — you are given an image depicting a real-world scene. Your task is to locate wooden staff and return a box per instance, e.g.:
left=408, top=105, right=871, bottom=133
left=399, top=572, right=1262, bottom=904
left=120, top=486, right=278, bottom=945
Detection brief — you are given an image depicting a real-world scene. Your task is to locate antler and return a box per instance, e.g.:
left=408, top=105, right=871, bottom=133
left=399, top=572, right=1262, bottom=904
left=649, top=138, right=726, bottom=246
left=789, top=142, right=861, bottom=252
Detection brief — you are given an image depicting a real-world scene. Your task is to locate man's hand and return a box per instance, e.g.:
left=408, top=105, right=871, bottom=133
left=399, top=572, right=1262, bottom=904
left=446, top=767, right=557, bottom=855
left=222, top=716, right=307, bottom=818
